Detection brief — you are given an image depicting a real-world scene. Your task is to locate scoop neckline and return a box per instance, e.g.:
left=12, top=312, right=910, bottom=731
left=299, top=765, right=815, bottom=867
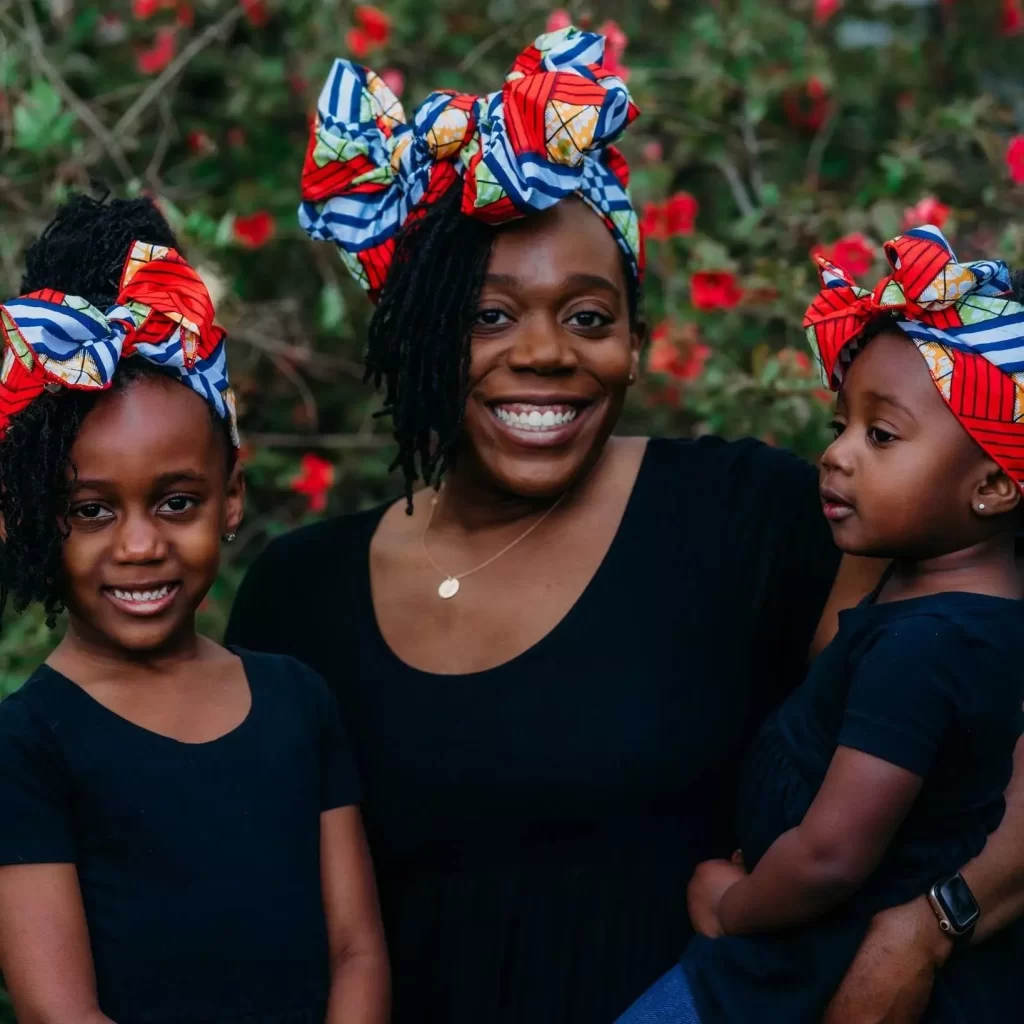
left=38, top=645, right=255, bottom=748
left=360, top=438, right=655, bottom=681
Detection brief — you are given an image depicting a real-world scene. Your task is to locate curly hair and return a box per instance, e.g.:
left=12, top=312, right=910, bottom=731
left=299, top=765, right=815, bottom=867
left=0, top=193, right=234, bottom=629
left=365, top=184, right=641, bottom=509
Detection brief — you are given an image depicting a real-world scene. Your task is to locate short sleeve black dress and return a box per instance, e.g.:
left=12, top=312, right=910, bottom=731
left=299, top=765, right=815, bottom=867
left=0, top=650, right=360, bottom=1024
left=226, top=437, right=842, bottom=1022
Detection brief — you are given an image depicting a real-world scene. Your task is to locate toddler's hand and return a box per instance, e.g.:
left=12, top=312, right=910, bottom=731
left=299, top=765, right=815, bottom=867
left=687, top=858, right=748, bottom=939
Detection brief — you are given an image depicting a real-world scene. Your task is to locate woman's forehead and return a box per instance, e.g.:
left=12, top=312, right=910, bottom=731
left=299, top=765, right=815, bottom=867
left=485, top=197, right=626, bottom=292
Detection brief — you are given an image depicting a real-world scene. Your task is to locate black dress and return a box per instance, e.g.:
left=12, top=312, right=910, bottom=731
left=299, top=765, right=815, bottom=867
left=0, top=650, right=360, bottom=1024
left=682, top=592, right=1024, bottom=1023
left=225, top=437, right=842, bottom=1023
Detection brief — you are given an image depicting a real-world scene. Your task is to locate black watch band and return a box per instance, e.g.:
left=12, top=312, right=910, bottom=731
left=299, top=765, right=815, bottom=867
left=927, top=873, right=980, bottom=943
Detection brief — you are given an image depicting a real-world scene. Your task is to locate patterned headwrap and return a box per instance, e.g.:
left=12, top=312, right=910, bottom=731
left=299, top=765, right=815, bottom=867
left=298, top=25, right=642, bottom=299
left=804, top=224, right=1024, bottom=489
left=0, top=241, right=238, bottom=445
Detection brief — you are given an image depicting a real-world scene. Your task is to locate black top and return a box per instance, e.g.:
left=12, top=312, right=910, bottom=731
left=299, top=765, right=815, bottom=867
left=0, top=650, right=360, bottom=1024
left=684, top=592, right=1024, bottom=1023
left=225, top=437, right=842, bottom=1023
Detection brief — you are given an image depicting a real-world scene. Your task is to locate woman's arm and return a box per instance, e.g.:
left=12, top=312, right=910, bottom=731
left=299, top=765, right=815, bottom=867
left=824, top=731, right=1024, bottom=1023
left=321, top=806, right=390, bottom=1024
left=0, top=863, right=115, bottom=1024
left=718, top=747, right=922, bottom=936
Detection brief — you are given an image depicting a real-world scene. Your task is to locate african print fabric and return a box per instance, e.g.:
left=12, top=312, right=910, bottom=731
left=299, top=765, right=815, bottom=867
left=804, top=224, right=1024, bottom=490
left=0, top=241, right=237, bottom=443
left=298, top=25, right=642, bottom=299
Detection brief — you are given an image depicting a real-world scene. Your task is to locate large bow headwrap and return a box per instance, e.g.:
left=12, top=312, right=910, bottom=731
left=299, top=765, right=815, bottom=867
left=0, top=241, right=238, bottom=444
left=804, top=224, right=1024, bottom=489
left=298, top=26, right=642, bottom=299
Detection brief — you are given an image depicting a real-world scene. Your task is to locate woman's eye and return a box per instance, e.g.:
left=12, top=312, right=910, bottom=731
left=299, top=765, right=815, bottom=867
left=868, top=426, right=896, bottom=445
left=159, top=496, right=197, bottom=514
left=74, top=503, right=113, bottom=521
left=474, top=309, right=512, bottom=327
left=566, top=310, right=611, bottom=329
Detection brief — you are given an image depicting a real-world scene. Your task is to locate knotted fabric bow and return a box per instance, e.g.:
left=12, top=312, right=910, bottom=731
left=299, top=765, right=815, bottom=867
left=0, top=241, right=237, bottom=444
left=298, top=25, right=642, bottom=299
left=804, top=224, right=1024, bottom=489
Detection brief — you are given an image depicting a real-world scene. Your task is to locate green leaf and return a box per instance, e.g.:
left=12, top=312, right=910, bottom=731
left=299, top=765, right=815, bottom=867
left=319, top=282, right=346, bottom=332
left=13, top=79, right=74, bottom=154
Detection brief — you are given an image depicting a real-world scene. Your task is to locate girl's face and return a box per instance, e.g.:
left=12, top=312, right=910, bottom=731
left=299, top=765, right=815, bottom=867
left=819, top=330, right=1014, bottom=557
left=60, top=376, right=243, bottom=655
left=457, top=197, right=643, bottom=498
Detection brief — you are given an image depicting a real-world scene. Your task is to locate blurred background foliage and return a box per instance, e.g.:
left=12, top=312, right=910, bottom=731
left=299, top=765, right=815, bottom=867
left=1, top=0, right=1023, bottom=700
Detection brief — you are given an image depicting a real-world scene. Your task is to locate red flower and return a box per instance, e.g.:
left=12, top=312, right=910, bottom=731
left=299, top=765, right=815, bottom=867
left=346, top=27, right=371, bottom=59
left=233, top=211, right=276, bottom=248
left=132, top=0, right=176, bottom=17
left=241, top=0, right=269, bottom=27
left=1001, top=0, right=1024, bottom=35
left=546, top=8, right=572, bottom=33
left=642, top=140, right=663, bottom=163
left=291, top=454, right=335, bottom=513
left=811, top=232, right=875, bottom=279
left=355, top=5, right=391, bottom=44
left=642, top=202, right=667, bottom=241
left=690, top=271, right=743, bottom=311
left=902, top=196, right=950, bottom=230
left=186, top=129, right=216, bottom=156
left=648, top=322, right=710, bottom=383
left=783, top=76, right=832, bottom=132
left=379, top=67, right=405, bottom=98
left=176, top=2, right=193, bottom=28
left=813, top=0, right=842, bottom=25
left=777, top=347, right=813, bottom=377
left=136, top=27, right=177, bottom=75
left=665, top=192, right=698, bottom=236
left=1007, top=135, right=1024, bottom=184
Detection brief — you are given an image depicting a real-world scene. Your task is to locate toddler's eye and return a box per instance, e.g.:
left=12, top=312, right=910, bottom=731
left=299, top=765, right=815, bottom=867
left=868, top=426, right=896, bottom=445
left=829, top=420, right=846, bottom=439
left=159, top=496, right=197, bottom=514
left=74, top=503, right=113, bottom=521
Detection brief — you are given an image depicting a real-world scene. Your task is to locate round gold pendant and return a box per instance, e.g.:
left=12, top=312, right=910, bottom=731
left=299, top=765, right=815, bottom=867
left=438, top=577, right=460, bottom=600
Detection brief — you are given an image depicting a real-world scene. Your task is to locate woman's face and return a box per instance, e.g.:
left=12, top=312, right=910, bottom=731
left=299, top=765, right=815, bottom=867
left=457, top=197, right=643, bottom=498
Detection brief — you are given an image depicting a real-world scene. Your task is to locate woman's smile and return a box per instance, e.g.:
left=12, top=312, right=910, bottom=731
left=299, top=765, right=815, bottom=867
left=485, top=397, right=596, bottom=448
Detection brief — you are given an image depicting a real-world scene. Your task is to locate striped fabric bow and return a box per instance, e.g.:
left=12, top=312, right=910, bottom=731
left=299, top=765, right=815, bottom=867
left=0, top=241, right=237, bottom=444
left=804, top=224, right=1024, bottom=489
left=299, top=25, right=642, bottom=299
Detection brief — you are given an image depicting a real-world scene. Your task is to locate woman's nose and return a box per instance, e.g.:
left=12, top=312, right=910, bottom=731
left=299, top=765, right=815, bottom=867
left=506, top=316, right=578, bottom=373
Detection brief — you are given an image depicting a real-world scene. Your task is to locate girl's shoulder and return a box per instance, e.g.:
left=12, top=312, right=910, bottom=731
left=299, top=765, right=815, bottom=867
left=0, top=665, right=74, bottom=757
left=233, top=648, right=334, bottom=708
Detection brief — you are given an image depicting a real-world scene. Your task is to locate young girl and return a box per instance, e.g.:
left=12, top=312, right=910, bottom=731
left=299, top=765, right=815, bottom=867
left=618, top=226, right=1024, bottom=1023
left=0, top=195, right=389, bottom=1024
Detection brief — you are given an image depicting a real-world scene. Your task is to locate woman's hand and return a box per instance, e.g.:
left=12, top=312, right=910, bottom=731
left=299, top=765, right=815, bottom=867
left=687, top=858, right=748, bottom=939
left=823, top=895, right=952, bottom=1024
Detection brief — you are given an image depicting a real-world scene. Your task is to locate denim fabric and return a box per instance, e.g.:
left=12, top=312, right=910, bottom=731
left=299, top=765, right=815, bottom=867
left=615, top=966, right=701, bottom=1024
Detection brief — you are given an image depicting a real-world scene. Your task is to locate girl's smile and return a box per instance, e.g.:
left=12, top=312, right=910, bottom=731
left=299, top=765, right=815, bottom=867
left=102, top=580, right=182, bottom=617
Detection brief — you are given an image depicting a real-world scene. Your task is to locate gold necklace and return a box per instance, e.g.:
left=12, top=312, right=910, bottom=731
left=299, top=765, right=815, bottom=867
left=422, top=488, right=567, bottom=600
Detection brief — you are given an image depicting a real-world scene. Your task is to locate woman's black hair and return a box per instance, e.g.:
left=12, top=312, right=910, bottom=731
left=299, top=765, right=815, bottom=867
left=0, top=193, right=235, bottom=629
left=365, top=183, right=641, bottom=509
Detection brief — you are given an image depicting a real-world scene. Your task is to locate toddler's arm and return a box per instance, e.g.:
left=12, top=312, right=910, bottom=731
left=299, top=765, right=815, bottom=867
left=0, top=863, right=115, bottom=1024
left=321, top=806, right=391, bottom=1024
left=717, top=746, right=922, bottom=936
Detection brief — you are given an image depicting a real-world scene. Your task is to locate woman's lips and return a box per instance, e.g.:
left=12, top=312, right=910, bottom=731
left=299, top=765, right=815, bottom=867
left=102, top=582, right=181, bottom=617
left=487, top=401, right=593, bottom=447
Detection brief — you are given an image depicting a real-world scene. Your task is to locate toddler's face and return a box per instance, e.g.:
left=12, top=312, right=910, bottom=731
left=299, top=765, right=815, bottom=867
left=818, top=330, right=996, bottom=558
left=59, top=376, right=243, bottom=655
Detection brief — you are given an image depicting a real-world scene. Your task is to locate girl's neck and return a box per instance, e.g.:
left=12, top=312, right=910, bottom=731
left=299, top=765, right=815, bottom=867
left=882, top=530, right=1023, bottom=603
left=49, top=616, right=206, bottom=686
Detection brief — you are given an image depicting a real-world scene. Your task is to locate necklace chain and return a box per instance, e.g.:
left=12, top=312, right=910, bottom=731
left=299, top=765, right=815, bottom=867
left=422, top=488, right=567, bottom=598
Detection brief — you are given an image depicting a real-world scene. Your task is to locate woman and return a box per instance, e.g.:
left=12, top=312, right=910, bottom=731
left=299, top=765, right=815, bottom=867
left=227, top=27, right=1024, bottom=1024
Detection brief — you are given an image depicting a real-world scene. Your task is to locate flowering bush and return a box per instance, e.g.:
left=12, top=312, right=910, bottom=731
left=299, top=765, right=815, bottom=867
left=1, top=0, right=1023, bottom=703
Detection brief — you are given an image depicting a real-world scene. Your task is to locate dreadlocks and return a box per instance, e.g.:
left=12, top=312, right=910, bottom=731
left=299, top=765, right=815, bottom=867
left=0, top=193, right=234, bottom=630
left=365, top=183, right=641, bottom=510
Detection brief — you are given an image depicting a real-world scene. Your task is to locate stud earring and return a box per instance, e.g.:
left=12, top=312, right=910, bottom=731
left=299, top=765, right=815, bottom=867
left=628, top=372, right=637, bottom=384
left=223, top=532, right=236, bottom=543
left=977, top=504, right=986, bottom=512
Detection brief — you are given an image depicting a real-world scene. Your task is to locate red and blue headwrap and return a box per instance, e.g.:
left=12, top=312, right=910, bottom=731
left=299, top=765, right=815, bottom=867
left=0, top=241, right=237, bottom=444
left=298, top=25, right=642, bottom=299
left=804, top=225, right=1024, bottom=490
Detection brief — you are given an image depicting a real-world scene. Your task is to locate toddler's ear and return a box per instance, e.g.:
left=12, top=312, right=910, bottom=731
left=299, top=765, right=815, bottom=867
left=223, top=463, right=246, bottom=537
left=972, top=464, right=1020, bottom=518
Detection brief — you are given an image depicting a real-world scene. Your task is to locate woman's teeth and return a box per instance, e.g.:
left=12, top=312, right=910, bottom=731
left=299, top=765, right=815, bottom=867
left=493, top=406, right=578, bottom=431
left=111, top=585, right=173, bottom=603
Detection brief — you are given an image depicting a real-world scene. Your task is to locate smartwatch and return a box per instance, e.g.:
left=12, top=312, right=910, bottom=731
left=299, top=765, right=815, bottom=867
left=927, top=873, right=980, bottom=941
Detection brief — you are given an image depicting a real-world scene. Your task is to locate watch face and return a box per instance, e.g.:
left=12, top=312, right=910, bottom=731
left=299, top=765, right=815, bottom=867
left=936, top=876, right=980, bottom=931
